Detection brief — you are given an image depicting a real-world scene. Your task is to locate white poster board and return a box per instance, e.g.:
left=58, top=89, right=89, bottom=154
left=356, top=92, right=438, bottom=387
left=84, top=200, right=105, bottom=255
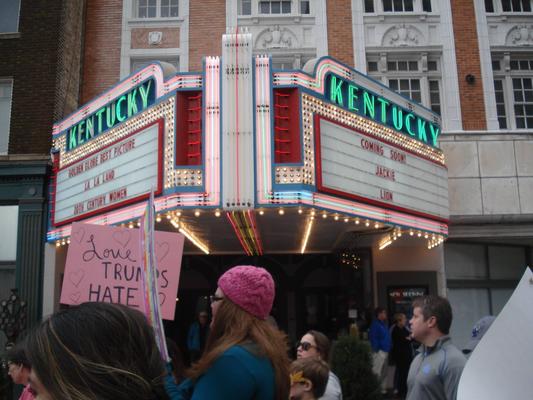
left=457, top=267, right=533, bottom=400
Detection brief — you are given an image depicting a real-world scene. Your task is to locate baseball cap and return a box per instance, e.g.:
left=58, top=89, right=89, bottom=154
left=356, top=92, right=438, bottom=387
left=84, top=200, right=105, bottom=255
left=463, top=315, right=496, bottom=354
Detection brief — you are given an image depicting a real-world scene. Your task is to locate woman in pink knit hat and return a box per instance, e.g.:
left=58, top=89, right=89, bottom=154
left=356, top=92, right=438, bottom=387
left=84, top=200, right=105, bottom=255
left=165, top=265, right=290, bottom=400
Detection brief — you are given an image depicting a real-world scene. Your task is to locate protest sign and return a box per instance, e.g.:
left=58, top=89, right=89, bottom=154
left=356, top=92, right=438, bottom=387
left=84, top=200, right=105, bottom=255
left=60, top=222, right=184, bottom=320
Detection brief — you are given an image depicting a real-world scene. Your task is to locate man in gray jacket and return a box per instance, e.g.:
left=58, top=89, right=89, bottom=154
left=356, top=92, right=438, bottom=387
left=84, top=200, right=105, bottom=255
left=406, top=295, right=466, bottom=400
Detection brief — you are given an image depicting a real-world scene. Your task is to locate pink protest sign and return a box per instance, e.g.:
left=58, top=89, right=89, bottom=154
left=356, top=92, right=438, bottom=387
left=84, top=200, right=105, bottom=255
left=60, top=222, right=184, bottom=320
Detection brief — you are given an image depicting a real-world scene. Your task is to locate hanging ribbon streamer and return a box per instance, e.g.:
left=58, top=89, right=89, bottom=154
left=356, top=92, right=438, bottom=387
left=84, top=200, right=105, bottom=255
left=139, top=188, right=169, bottom=362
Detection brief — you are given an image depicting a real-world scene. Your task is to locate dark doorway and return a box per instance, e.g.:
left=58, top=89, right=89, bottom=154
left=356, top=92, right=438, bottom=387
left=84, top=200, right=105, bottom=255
left=164, top=251, right=373, bottom=358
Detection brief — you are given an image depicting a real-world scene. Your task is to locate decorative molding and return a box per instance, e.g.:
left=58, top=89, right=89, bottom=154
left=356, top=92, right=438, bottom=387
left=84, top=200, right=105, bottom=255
left=148, top=31, right=163, bottom=45
left=383, top=24, right=423, bottom=47
left=257, top=25, right=298, bottom=49
left=507, top=24, right=533, bottom=46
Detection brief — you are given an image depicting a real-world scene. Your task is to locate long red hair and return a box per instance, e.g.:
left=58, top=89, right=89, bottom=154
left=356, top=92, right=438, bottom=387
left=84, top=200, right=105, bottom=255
left=188, top=299, right=290, bottom=400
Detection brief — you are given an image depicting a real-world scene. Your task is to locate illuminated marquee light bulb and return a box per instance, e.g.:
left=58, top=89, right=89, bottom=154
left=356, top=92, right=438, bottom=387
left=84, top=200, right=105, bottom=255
left=194, top=210, right=201, bottom=217
left=365, top=220, right=370, bottom=227
left=129, top=222, right=134, bottom=229
left=374, top=222, right=380, bottom=229
left=409, top=230, right=414, bottom=236
left=298, top=208, right=303, bottom=214
left=215, top=210, right=221, bottom=217
left=355, top=218, right=360, bottom=224
left=156, top=215, right=162, bottom=222
left=56, top=241, right=61, bottom=247
left=417, top=232, right=422, bottom=237
left=334, top=215, right=339, bottom=221
left=259, top=210, right=265, bottom=216
left=344, top=217, right=349, bottom=223
left=322, top=212, right=327, bottom=219
left=278, top=208, right=285, bottom=215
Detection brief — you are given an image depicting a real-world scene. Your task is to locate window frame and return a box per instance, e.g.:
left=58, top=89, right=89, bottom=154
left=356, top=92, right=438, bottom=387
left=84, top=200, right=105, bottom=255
left=259, top=0, right=292, bottom=14
left=485, top=0, right=533, bottom=13
left=0, top=80, right=13, bottom=155
left=134, top=0, right=179, bottom=19
left=370, top=0, right=432, bottom=13
left=366, top=53, right=442, bottom=115
left=0, top=0, right=21, bottom=34
left=492, top=53, right=533, bottom=130
left=238, top=0, right=313, bottom=16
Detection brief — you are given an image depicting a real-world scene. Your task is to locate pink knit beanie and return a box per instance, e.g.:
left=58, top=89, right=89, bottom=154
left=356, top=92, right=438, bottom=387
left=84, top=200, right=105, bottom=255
left=217, top=265, right=275, bottom=320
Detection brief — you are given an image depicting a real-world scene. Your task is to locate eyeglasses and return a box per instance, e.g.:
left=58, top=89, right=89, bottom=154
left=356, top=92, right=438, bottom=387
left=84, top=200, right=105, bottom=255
left=210, top=295, right=224, bottom=304
left=296, top=341, right=317, bottom=351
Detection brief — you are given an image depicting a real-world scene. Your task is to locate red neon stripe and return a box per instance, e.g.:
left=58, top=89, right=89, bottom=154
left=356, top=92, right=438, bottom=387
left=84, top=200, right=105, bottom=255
left=226, top=212, right=252, bottom=255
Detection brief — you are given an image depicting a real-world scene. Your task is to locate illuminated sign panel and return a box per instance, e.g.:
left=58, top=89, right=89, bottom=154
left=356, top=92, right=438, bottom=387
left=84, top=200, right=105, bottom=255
left=65, top=79, right=155, bottom=151
left=53, top=121, right=163, bottom=226
left=317, top=118, right=448, bottom=221
left=326, top=74, right=440, bottom=148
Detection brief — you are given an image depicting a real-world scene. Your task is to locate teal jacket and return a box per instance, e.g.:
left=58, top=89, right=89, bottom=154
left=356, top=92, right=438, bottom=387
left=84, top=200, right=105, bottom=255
left=165, top=344, right=275, bottom=400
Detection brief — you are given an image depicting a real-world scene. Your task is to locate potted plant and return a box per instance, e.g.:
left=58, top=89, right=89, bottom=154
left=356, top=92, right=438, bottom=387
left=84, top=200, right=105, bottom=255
left=331, top=335, right=382, bottom=400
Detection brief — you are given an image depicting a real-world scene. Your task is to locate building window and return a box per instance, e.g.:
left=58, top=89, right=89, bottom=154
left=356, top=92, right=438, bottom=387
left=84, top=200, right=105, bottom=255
left=445, top=242, right=528, bottom=351
left=136, top=0, right=179, bottom=18
left=0, top=81, right=12, bottom=154
left=367, top=55, right=442, bottom=115
left=300, top=0, right=310, bottom=14
left=0, top=0, right=20, bottom=33
left=365, top=0, right=375, bottom=13
left=367, top=61, right=378, bottom=72
left=383, top=0, right=413, bottom=12
left=485, top=0, right=495, bottom=12
left=0, top=205, right=18, bottom=303
left=422, top=0, right=432, bottom=12
left=239, top=0, right=252, bottom=15
left=494, top=80, right=507, bottom=129
left=512, top=78, right=533, bottom=128
left=387, top=60, right=419, bottom=71
left=259, top=0, right=291, bottom=14
left=388, top=79, right=422, bottom=103
left=493, top=55, right=533, bottom=129
left=240, top=1, right=312, bottom=16
left=501, top=0, right=531, bottom=12
left=429, top=80, right=441, bottom=114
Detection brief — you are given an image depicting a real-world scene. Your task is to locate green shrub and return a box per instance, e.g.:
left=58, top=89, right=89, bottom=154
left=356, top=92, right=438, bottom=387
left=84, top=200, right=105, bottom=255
left=331, top=335, right=382, bottom=400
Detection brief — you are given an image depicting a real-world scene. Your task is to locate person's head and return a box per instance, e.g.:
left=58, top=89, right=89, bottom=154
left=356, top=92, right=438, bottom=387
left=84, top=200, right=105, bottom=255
left=25, top=302, right=168, bottom=400
left=6, top=342, right=31, bottom=385
left=198, top=311, right=209, bottom=326
left=193, top=265, right=289, bottom=400
left=394, top=312, right=407, bottom=328
left=211, top=265, right=275, bottom=322
left=410, top=295, right=452, bottom=345
left=374, top=307, right=387, bottom=321
left=297, top=330, right=330, bottom=362
left=289, top=357, right=329, bottom=400
left=463, top=316, right=495, bottom=356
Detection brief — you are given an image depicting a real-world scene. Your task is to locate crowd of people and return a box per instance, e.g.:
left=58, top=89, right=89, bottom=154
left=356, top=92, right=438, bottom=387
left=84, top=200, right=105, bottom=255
left=3, top=264, right=492, bottom=400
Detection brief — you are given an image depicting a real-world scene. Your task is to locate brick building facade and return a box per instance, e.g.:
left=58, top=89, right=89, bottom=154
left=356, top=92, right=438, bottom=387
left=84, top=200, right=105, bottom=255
left=0, top=0, right=84, bottom=340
